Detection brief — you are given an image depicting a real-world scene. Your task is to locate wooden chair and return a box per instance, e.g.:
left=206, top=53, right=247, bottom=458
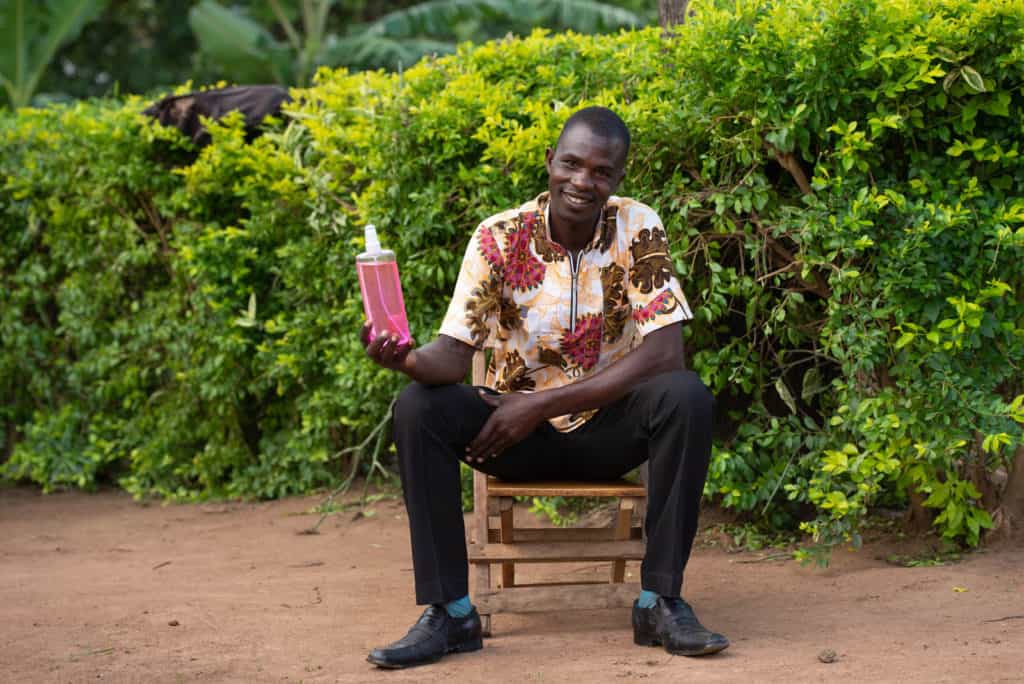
left=465, top=351, right=647, bottom=635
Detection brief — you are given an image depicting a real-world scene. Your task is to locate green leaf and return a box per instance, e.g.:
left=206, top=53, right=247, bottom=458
left=0, top=0, right=109, bottom=107
left=321, top=34, right=455, bottom=71
left=366, top=0, right=641, bottom=39
left=234, top=293, right=258, bottom=328
left=895, top=332, right=915, bottom=350
left=189, top=0, right=293, bottom=84
left=775, top=377, right=797, bottom=415
left=960, top=65, right=986, bottom=93
left=801, top=367, right=822, bottom=402
left=942, top=67, right=960, bottom=93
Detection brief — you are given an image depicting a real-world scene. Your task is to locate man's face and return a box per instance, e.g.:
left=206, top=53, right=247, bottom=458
left=545, top=124, right=626, bottom=232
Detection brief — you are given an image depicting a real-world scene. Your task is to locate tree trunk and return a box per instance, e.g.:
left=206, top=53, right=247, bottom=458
left=2, top=421, right=16, bottom=463
left=995, top=444, right=1024, bottom=538
left=903, top=486, right=933, bottom=535
left=970, top=431, right=1000, bottom=512
left=659, top=0, right=690, bottom=28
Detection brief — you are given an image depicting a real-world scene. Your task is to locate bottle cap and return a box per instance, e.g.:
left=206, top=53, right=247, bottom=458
left=364, top=224, right=382, bottom=253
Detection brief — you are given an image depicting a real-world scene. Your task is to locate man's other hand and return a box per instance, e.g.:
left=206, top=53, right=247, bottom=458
left=465, top=390, right=547, bottom=463
left=362, top=321, right=416, bottom=373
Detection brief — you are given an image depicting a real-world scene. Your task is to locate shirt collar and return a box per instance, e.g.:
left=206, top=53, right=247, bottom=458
left=538, top=192, right=613, bottom=253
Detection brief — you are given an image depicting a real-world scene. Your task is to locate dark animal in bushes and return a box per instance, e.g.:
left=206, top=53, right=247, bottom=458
left=143, top=85, right=291, bottom=148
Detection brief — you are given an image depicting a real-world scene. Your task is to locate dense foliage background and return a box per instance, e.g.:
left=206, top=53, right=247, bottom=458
left=3, top=0, right=654, bottom=108
left=2, top=0, right=1023, bottom=554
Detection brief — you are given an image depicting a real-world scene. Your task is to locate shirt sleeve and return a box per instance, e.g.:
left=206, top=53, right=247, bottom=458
left=623, top=204, right=693, bottom=336
left=438, top=222, right=506, bottom=349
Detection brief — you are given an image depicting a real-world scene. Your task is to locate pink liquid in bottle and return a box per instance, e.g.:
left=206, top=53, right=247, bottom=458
left=357, top=225, right=411, bottom=344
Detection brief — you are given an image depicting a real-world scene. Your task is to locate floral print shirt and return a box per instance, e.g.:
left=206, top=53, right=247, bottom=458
left=440, top=192, right=692, bottom=432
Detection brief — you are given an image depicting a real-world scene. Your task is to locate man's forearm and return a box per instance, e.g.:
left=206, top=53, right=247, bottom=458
left=533, top=324, right=686, bottom=420
left=402, top=335, right=475, bottom=385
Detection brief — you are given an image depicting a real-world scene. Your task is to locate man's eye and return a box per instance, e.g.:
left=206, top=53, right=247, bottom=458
left=562, top=159, right=577, bottom=169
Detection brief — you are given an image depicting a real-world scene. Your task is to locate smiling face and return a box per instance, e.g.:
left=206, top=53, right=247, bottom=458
left=544, top=123, right=627, bottom=248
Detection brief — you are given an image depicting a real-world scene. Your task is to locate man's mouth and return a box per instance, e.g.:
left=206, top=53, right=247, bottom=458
left=562, top=190, right=593, bottom=208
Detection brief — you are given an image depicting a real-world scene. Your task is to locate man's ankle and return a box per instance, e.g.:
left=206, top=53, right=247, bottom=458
left=443, top=595, right=473, bottom=618
left=637, top=589, right=659, bottom=609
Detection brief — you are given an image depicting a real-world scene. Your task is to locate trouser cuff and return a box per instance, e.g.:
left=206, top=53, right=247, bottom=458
left=415, top=576, right=469, bottom=606
left=641, top=571, right=683, bottom=598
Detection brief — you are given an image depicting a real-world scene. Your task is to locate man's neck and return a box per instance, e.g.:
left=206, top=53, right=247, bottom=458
left=549, top=213, right=601, bottom=254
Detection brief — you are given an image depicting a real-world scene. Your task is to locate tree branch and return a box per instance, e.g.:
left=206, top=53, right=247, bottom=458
left=268, top=0, right=303, bottom=51
left=750, top=212, right=831, bottom=298
left=659, top=0, right=690, bottom=32
left=303, top=394, right=399, bottom=534
left=773, top=148, right=813, bottom=196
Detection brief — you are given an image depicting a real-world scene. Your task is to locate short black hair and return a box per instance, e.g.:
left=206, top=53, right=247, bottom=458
left=555, top=106, right=631, bottom=158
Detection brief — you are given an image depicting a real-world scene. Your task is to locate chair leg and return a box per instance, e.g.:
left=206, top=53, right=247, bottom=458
left=479, top=612, right=492, bottom=638
left=499, top=497, right=515, bottom=588
left=472, top=470, right=493, bottom=636
left=610, top=497, right=635, bottom=583
left=639, top=464, right=649, bottom=545
left=473, top=562, right=492, bottom=635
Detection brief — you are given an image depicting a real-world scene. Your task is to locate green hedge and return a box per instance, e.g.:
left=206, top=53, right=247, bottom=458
left=3, top=0, right=1023, bottom=552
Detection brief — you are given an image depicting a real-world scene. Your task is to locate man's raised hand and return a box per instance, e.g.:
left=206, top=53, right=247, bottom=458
left=362, top=321, right=416, bottom=373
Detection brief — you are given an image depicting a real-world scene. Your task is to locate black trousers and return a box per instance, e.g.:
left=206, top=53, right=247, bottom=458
left=392, top=369, right=714, bottom=605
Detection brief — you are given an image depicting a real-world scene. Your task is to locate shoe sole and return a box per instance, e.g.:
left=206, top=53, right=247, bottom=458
left=366, top=638, right=483, bottom=669
left=634, top=633, right=730, bottom=657
left=450, top=638, right=484, bottom=654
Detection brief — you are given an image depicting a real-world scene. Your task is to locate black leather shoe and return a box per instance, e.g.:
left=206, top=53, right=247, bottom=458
left=367, top=605, right=483, bottom=669
left=633, top=597, right=729, bottom=656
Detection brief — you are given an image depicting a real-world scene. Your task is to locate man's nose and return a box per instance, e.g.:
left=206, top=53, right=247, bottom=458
left=570, top=168, right=593, bottom=189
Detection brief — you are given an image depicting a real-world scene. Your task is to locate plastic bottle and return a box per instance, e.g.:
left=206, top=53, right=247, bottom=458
left=357, top=224, right=411, bottom=345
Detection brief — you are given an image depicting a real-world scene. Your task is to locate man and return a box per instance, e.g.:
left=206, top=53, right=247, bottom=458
left=362, top=106, right=728, bottom=669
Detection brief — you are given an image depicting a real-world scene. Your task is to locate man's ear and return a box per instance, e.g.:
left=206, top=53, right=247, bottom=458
left=610, top=142, right=628, bottom=191
left=544, top=146, right=554, bottom=173
left=611, top=164, right=627, bottom=194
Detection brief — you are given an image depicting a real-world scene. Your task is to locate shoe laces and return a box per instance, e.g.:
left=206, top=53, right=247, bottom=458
left=661, top=597, right=702, bottom=629
left=415, top=605, right=448, bottom=629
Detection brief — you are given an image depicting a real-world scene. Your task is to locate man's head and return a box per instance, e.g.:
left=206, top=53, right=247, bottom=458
left=545, top=107, right=630, bottom=236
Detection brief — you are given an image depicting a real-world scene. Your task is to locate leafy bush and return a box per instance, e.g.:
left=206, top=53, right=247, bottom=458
left=3, top=0, right=1023, bottom=553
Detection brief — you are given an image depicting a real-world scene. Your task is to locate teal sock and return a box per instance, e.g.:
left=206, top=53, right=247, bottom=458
left=444, top=595, right=473, bottom=618
left=637, top=590, right=659, bottom=609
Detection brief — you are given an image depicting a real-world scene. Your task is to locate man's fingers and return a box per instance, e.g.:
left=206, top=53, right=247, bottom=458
left=365, top=333, right=386, bottom=358
left=360, top=321, right=372, bottom=347
left=472, top=429, right=508, bottom=463
left=366, top=330, right=418, bottom=371
left=465, top=393, right=501, bottom=460
left=366, top=333, right=399, bottom=367
left=465, top=432, right=488, bottom=461
left=393, top=343, right=411, bottom=365
left=379, top=335, right=400, bottom=363
left=394, top=336, right=416, bottom=360
left=466, top=419, right=499, bottom=462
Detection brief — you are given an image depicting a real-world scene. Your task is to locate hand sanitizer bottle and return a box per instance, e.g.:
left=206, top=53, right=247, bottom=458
left=357, top=224, right=411, bottom=344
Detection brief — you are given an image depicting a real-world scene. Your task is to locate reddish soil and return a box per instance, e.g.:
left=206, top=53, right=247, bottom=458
left=1, top=485, right=1022, bottom=683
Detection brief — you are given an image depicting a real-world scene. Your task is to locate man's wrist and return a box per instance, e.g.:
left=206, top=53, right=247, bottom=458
left=400, top=348, right=418, bottom=378
left=532, top=386, right=568, bottom=421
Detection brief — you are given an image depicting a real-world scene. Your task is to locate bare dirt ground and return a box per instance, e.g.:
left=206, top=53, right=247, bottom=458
left=1, top=484, right=1022, bottom=684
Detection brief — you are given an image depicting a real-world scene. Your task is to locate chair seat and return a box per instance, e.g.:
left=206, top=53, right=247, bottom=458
left=485, top=476, right=645, bottom=498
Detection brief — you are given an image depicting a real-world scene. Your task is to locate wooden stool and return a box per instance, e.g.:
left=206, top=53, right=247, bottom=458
left=465, top=351, right=647, bottom=635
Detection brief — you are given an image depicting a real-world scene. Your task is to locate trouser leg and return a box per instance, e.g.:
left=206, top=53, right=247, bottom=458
left=563, top=370, right=715, bottom=597
left=392, top=382, right=563, bottom=605
left=636, top=371, right=714, bottom=597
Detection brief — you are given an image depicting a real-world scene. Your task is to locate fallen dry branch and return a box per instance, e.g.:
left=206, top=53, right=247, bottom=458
left=304, top=393, right=399, bottom=534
